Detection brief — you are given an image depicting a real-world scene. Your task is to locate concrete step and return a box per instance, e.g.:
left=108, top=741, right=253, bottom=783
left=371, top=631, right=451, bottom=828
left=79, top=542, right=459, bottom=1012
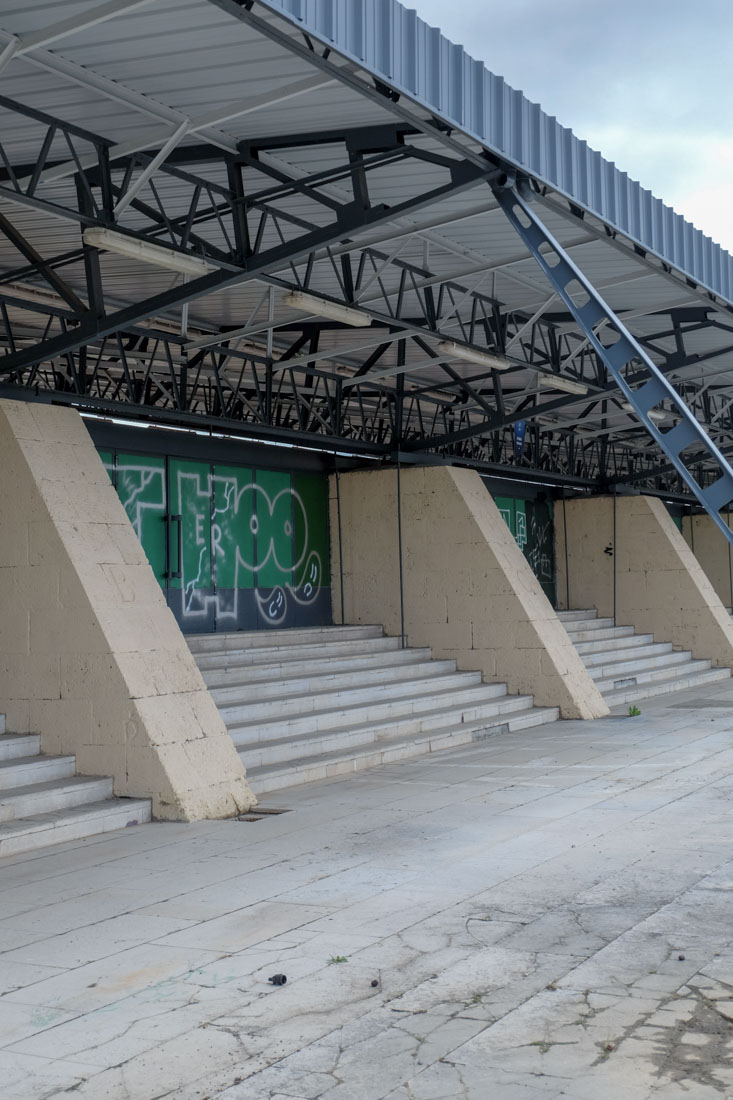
left=237, top=691, right=542, bottom=770
left=0, top=776, right=114, bottom=823
left=555, top=609, right=598, bottom=622
left=194, top=634, right=401, bottom=672
left=562, top=616, right=616, bottom=633
left=589, top=649, right=693, bottom=682
left=604, top=666, right=731, bottom=708
left=593, top=657, right=714, bottom=695
left=563, top=625, right=636, bottom=644
left=202, top=647, right=434, bottom=689
left=218, top=668, right=483, bottom=724
left=228, top=680, right=512, bottom=744
left=0, top=733, right=42, bottom=761
left=0, top=713, right=5, bottom=734
left=187, top=624, right=383, bottom=655
left=0, top=797, right=152, bottom=859
left=189, top=624, right=561, bottom=793
left=561, top=605, right=733, bottom=710
left=574, top=632, right=655, bottom=656
left=0, top=753, right=76, bottom=790
left=245, top=705, right=560, bottom=795
left=581, top=641, right=672, bottom=667
left=0, top=726, right=151, bottom=855
left=208, top=658, right=456, bottom=705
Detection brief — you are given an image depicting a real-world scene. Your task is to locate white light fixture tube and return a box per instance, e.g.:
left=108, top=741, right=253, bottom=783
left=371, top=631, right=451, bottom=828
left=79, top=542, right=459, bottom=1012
left=437, top=340, right=511, bottom=370
left=539, top=375, right=588, bottom=396
left=83, top=227, right=214, bottom=277
left=622, top=401, right=668, bottom=423
left=284, top=291, right=371, bottom=327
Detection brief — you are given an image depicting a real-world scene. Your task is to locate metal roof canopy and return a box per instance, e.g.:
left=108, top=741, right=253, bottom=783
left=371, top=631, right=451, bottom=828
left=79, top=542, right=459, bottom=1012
left=1, top=0, right=733, bottom=517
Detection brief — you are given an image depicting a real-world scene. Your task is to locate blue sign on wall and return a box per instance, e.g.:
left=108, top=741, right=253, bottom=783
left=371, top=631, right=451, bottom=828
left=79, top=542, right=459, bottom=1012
left=513, top=420, right=526, bottom=460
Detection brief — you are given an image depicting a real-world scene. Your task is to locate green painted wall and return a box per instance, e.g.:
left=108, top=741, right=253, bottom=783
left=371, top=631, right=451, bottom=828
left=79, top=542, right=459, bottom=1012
left=168, top=458, right=212, bottom=592
left=101, top=447, right=331, bottom=632
left=495, top=495, right=556, bottom=604
left=212, top=465, right=254, bottom=590
left=255, top=469, right=293, bottom=589
left=294, top=472, right=329, bottom=592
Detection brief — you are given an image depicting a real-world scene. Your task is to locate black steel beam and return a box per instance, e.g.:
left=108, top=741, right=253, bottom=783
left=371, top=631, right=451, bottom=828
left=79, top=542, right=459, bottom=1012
left=0, top=151, right=494, bottom=377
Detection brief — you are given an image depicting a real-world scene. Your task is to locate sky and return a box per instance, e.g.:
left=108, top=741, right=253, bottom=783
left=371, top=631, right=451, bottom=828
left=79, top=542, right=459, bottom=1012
left=414, top=0, right=733, bottom=253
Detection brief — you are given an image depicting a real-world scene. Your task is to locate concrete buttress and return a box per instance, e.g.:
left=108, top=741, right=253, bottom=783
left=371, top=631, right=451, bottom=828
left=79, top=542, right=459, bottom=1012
left=556, top=493, right=733, bottom=669
left=0, top=398, right=256, bottom=820
left=331, top=465, right=607, bottom=720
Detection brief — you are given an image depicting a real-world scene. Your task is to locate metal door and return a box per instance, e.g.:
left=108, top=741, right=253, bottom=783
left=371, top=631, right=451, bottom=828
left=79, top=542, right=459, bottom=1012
left=102, top=448, right=331, bottom=633
left=167, top=458, right=214, bottom=632
left=104, top=451, right=168, bottom=588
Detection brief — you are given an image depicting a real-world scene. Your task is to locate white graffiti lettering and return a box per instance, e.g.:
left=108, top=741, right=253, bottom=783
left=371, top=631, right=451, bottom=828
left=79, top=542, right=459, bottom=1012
left=114, top=460, right=324, bottom=628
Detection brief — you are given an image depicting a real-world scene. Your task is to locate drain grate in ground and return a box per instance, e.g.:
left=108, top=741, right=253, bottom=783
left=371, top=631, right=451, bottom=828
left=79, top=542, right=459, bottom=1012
left=237, top=807, right=291, bottom=822
left=472, top=723, right=510, bottom=741
left=669, top=699, right=733, bottom=709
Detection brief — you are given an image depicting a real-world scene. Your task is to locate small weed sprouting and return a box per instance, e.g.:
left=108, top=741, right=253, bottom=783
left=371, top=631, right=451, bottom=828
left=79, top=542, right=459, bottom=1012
left=328, top=955, right=349, bottom=964
left=627, top=705, right=641, bottom=717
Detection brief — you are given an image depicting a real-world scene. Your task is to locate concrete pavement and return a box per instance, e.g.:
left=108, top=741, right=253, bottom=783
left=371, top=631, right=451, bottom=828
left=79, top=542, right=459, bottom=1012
left=2, top=681, right=733, bottom=1098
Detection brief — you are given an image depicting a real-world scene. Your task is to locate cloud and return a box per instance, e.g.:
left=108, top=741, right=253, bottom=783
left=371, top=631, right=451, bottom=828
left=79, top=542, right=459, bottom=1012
left=669, top=142, right=733, bottom=252
left=412, top=0, right=733, bottom=251
left=582, top=128, right=733, bottom=251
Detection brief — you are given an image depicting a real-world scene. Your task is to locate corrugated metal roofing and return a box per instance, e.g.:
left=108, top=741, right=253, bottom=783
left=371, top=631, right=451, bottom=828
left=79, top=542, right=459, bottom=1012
left=0, top=0, right=731, bottom=490
left=261, top=0, right=733, bottom=306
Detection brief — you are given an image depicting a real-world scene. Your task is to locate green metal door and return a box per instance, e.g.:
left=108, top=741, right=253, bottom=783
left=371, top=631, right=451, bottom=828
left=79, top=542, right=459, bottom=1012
left=293, top=472, right=329, bottom=602
left=102, top=446, right=331, bottom=633
left=167, top=458, right=216, bottom=630
left=106, top=452, right=168, bottom=586
left=211, top=463, right=255, bottom=629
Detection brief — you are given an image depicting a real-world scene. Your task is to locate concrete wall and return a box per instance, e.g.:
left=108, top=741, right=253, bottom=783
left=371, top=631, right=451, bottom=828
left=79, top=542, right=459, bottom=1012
left=682, top=513, right=733, bottom=609
left=555, top=493, right=733, bottom=667
left=554, top=496, right=615, bottom=619
left=331, top=465, right=607, bottom=720
left=0, top=399, right=255, bottom=820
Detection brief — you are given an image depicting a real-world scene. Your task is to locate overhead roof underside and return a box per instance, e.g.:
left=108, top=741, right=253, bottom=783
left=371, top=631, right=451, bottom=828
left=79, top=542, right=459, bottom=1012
left=0, top=0, right=732, bottom=496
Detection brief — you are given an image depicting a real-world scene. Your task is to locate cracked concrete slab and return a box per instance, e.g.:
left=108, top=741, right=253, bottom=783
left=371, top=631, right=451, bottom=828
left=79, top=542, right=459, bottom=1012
left=3, top=679, right=733, bottom=1097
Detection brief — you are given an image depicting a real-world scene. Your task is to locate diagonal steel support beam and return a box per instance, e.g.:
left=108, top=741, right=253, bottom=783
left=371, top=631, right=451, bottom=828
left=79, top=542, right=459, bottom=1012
left=0, top=211, right=87, bottom=313
left=494, top=183, right=733, bottom=546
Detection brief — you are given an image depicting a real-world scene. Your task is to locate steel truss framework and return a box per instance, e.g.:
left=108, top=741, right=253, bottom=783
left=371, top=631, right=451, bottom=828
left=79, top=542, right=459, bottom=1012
left=1, top=0, right=733, bottom=510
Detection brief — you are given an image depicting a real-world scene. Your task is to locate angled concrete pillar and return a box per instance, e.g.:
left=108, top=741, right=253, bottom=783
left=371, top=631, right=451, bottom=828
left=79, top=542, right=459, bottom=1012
left=0, top=399, right=255, bottom=820
left=555, top=494, right=733, bottom=668
left=331, top=465, right=607, bottom=720
left=682, top=513, right=733, bottom=609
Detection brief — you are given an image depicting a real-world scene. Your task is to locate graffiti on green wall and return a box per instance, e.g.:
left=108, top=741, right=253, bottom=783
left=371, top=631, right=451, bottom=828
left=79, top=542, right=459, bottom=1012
left=103, top=450, right=330, bottom=629
left=118, top=453, right=168, bottom=584
left=495, top=495, right=556, bottom=604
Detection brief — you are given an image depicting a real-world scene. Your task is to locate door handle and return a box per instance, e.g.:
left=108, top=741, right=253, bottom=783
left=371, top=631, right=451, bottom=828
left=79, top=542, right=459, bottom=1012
left=164, top=514, right=182, bottom=579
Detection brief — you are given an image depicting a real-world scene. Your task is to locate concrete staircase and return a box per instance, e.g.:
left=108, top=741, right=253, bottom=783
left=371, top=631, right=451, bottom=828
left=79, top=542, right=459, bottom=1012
left=557, top=609, right=731, bottom=706
left=0, top=715, right=151, bottom=858
left=189, top=625, right=560, bottom=794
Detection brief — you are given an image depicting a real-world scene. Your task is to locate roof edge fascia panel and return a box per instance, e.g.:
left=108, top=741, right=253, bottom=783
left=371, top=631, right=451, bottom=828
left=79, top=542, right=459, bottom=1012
left=257, top=0, right=733, bottom=309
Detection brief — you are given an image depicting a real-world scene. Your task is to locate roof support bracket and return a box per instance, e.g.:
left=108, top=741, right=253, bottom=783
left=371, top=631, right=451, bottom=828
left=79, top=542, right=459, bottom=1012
left=494, top=182, right=733, bottom=546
